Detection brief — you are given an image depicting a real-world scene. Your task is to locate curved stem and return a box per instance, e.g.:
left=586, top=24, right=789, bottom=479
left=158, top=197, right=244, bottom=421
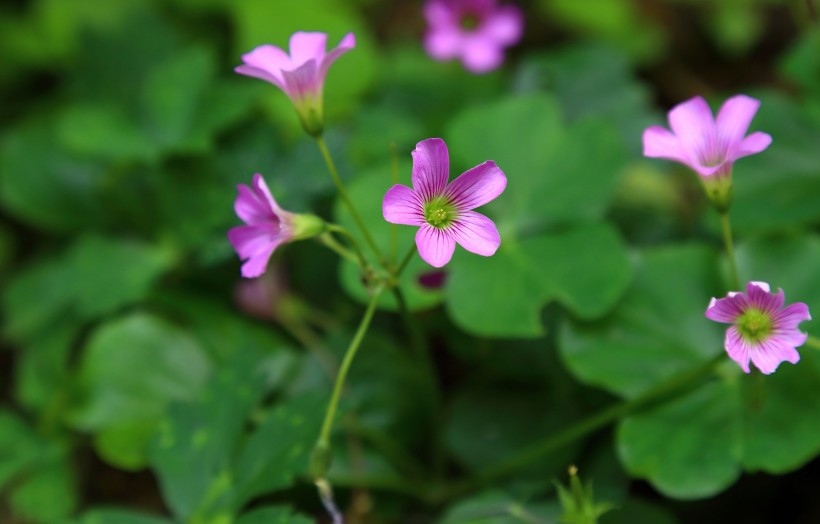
left=318, top=232, right=359, bottom=264
left=395, top=244, right=418, bottom=279
left=317, top=287, right=384, bottom=450
left=316, top=136, right=384, bottom=264
left=434, top=354, right=724, bottom=503
left=326, top=223, right=370, bottom=271
left=719, top=210, right=741, bottom=290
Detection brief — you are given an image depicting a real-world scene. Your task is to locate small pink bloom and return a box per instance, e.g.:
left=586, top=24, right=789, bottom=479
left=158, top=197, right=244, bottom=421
left=228, top=174, right=323, bottom=278
left=235, top=31, right=355, bottom=135
left=383, top=138, right=507, bottom=268
left=423, top=0, right=523, bottom=74
left=706, top=281, right=811, bottom=374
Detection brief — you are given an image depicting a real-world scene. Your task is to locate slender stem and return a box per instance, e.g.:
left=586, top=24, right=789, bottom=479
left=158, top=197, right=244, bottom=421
left=315, top=136, right=384, bottom=263
left=805, top=335, right=820, bottom=350
left=326, top=224, right=370, bottom=271
left=435, top=355, right=724, bottom=502
left=719, top=211, right=741, bottom=290
left=317, top=288, right=384, bottom=448
left=395, top=244, right=417, bottom=279
left=318, top=232, right=359, bottom=264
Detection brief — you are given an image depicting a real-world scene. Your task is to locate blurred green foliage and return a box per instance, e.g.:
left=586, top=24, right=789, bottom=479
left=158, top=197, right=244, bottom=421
left=1, top=0, right=819, bottom=523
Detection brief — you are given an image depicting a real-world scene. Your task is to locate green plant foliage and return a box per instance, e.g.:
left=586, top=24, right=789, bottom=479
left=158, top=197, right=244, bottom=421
left=67, top=313, right=212, bottom=469
left=149, top=350, right=323, bottom=521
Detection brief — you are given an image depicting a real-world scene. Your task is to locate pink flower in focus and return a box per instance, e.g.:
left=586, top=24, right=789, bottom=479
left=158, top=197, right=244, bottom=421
left=706, top=281, right=811, bottom=375
left=423, top=0, right=523, bottom=73
left=228, top=174, right=323, bottom=278
left=235, top=32, right=355, bottom=135
left=383, top=138, right=507, bottom=268
left=642, top=95, right=771, bottom=210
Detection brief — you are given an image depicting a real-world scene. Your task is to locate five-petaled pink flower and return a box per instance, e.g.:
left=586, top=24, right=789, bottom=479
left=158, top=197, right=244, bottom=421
left=235, top=31, right=355, bottom=136
left=706, top=281, right=811, bottom=375
left=228, top=174, right=323, bottom=278
left=642, top=95, right=771, bottom=210
left=383, top=138, right=507, bottom=268
left=423, top=0, right=523, bottom=74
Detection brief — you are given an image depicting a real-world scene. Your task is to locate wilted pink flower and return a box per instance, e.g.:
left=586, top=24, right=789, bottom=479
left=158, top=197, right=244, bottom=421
left=235, top=31, right=355, bottom=136
left=643, top=95, right=771, bottom=210
left=706, top=281, right=811, bottom=374
left=228, top=174, right=323, bottom=278
left=423, top=0, right=523, bottom=74
left=383, top=138, right=506, bottom=268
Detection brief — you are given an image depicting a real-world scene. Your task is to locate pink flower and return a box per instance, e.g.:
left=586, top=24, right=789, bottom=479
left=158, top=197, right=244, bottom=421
left=642, top=95, right=772, bottom=210
left=228, top=174, right=323, bottom=278
left=706, top=281, right=811, bottom=374
left=235, top=32, right=355, bottom=136
left=423, top=0, right=523, bottom=74
left=383, top=138, right=507, bottom=268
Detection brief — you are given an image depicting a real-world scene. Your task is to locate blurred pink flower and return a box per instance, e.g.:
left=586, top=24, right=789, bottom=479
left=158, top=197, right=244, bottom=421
left=423, top=0, right=523, bottom=73
left=706, top=281, right=811, bottom=374
left=228, top=174, right=323, bottom=278
left=383, top=138, right=506, bottom=268
left=235, top=31, right=355, bottom=135
left=642, top=95, right=771, bottom=210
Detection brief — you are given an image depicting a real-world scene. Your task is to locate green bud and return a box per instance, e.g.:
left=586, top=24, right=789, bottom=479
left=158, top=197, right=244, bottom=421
left=555, top=465, right=614, bottom=524
left=291, top=213, right=326, bottom=241
left=701, top=171, right=733, bottom=213
left=309, top=440, right=333, bottom=480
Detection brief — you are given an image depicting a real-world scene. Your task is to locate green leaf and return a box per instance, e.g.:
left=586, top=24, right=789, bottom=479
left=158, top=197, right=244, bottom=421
left=446, top=223, right=632, bottom=338
left=236, top=506, right=313, bottom=524
left=614, top=236, right=820, bottom=498
left=438, top=491, right=559, bottom=524
left=0, top=411, right=77, bottom=523
left=14, top=320, right=78, bottom=412
left=0, top=118, right=106, bottom=232
left=561, top=244, right=724, bottom=398
left=67, top=313, right=211, bottom=468
left=446, top=93, right=629, bottom=231
left=56, top=103, right=158, bottom=162
left=3, top=235, right=174, bottom=342
left=77, top=509, right=175, bottom=524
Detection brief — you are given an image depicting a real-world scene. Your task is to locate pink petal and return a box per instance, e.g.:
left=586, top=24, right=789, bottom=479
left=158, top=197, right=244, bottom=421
left=643, top=126, right=688, bottom=164
left=736, top=131, right=772, bottom=158
left=236, top=44, right=290, bottom=85
left=705, top=296, right=743, bottom=324
left=228, top=224, right=287, bottom=278
left=416, top=225, right=456, bottom=268
left=234, top=64, right=286, bottom=91
left=668, top=96, right=716, bottom=163
left=240, top=245, right=277, bottom=278
left=775, top=302, right=812, bottom=328
left=725, top=327, right=752, bottom=373
left=235, top=184, right=273, bottom=225
left=289, top=32, right=327, bottom=67
left=461, top=37, right=504, bottom=73
left=448, top=210, right=500, bottom=256
left=280, top=60, right=319, bottom=100
left=423, top=0, right=458, bottom=27
left=445, top=160, right=506, bottom=210
left=319, top=32, right=356, bottom=79
left=383, top=185, right=425, bottom=226
left=412, top=138, right=450, bottom=202
left=716, top=95, right=761, bottom=148
left=482, top=5, right=523, bottom=45
left=252, top=174, right=286, bottom=217
left=425, top=28, right=464, bottom=60
left=746, top=283, right=782, bottom=314
left=749, top=338, right=800, bottom=375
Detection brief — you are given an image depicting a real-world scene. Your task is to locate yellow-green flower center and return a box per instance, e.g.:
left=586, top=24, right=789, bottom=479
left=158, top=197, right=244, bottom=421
left=736, top=308, right=773, bottom=343
left=424, top=198, right=457, bottom=229
left=461, top=14, right=480, bottom=31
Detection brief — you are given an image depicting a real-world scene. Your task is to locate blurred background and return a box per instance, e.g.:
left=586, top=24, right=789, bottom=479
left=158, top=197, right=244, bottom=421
left=1, top=0, right=820, bottom=523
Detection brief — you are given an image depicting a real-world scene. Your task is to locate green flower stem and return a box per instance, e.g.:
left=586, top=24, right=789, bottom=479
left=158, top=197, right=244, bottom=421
left=316, top=136, right=384, bottom=264
left=394, top=244, right=418, bottom=279
left=318, top=232, right=359, bottom=264
left=314, top=287, right=384, bottom=472
left=805, top=335, right=820, bottom=350
left=326, top=223, right=370, bottom=270
left=434, top=354, right=724, bottom=503
left=719, top=210, right=741, bottom=290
